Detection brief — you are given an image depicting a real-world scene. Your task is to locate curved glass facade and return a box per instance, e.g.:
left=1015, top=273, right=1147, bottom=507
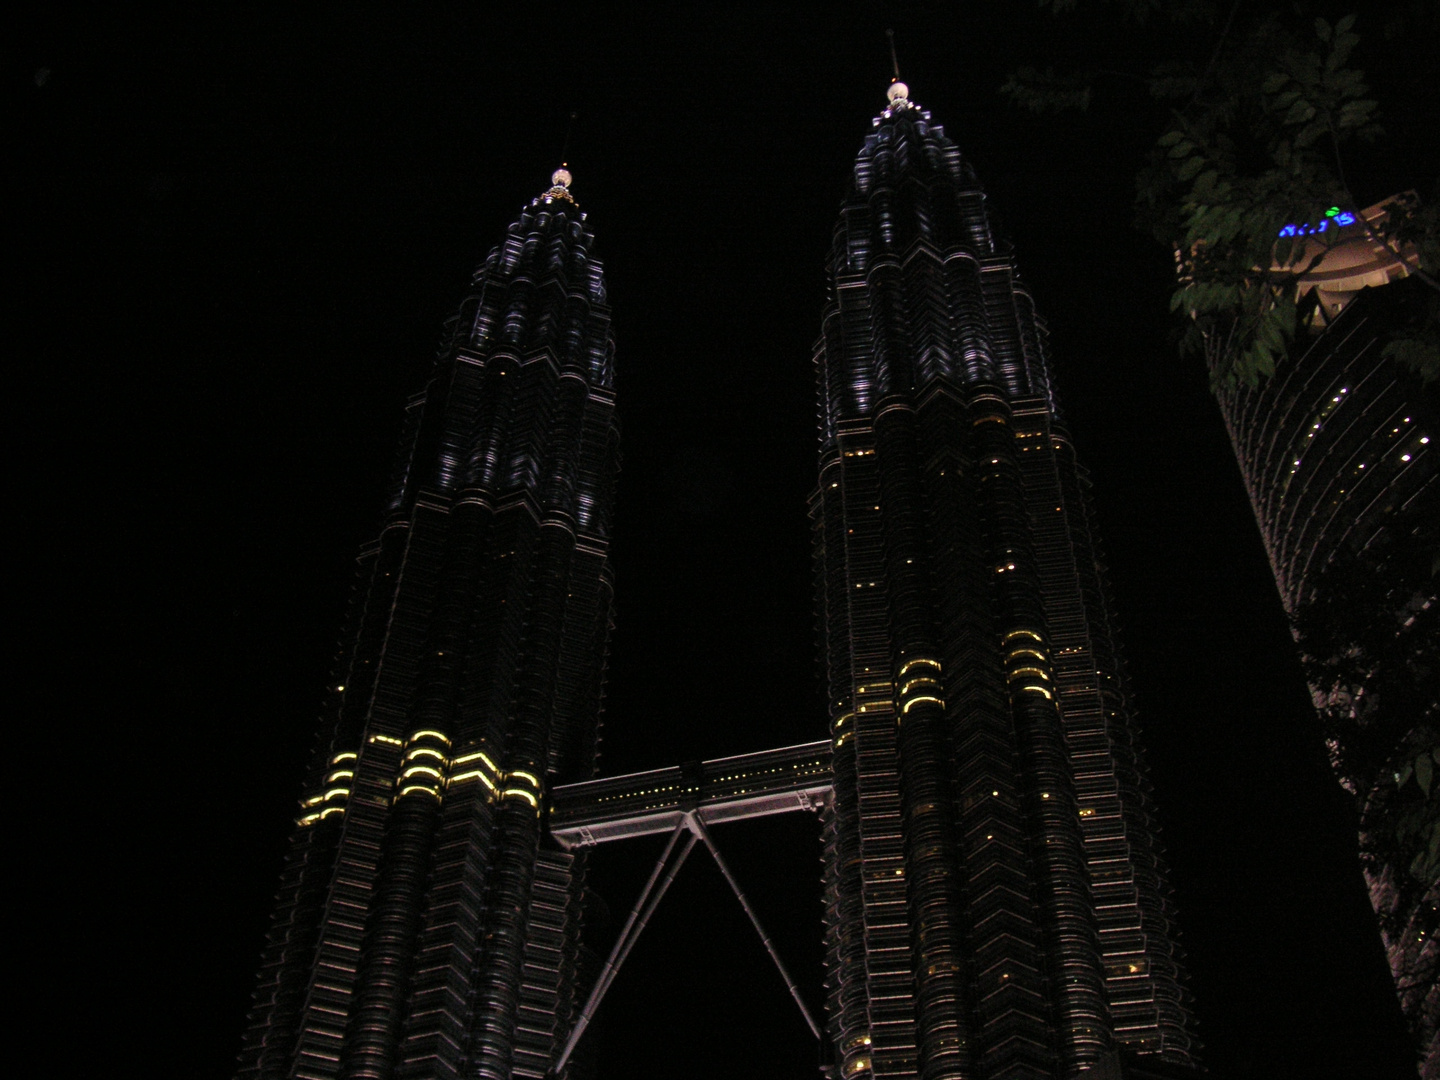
left=1214, top=259, right=1437, bottom=1071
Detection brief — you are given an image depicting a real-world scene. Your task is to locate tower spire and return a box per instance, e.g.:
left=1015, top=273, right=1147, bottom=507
left=537, top=111, right=579, bottom=205
left=885, top=29, right=909, bottom=105
left=559, top=110, right=577, bottom=169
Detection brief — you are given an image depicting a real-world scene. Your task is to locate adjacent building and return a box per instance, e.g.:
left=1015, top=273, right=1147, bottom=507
left=1212, top=198, right=1437, bottom=1072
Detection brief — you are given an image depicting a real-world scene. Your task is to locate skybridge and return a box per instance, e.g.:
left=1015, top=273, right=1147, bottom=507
left=548, top=739, right=833, bottom=848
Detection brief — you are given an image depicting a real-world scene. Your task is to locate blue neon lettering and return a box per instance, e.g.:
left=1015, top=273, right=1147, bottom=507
left=1279, top=210, right=1356, bottom=237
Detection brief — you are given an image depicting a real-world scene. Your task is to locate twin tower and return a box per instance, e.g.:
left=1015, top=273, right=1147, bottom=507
left=238, top=82, right=1200, bottom=1080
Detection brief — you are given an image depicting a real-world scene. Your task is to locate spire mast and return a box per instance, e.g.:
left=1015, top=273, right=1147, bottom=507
left=559, top=110, right=577, bottom=169
left=541, top=111, right=579, bottom=205
left=884, top=29, right=909, bottom=106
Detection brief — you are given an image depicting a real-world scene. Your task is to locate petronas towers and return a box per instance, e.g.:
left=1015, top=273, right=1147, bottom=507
left=238, top=82, right=1201, bottom=1080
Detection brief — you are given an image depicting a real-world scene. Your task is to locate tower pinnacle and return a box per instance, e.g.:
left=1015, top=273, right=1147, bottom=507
left=541, top=163, right=575, bottom=205
left=885, top=31, right=909, bottom=106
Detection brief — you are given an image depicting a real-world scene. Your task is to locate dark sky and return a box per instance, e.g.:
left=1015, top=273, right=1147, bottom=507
left=16, top=4, right=1435, bottom=1078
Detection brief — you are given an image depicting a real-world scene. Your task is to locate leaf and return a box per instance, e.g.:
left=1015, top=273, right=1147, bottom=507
left=1253, top=345, right=1276, bottom=378
left=1283, top=99, right=1317, bottom=126
left=1417, top=751, right=1433, bottom=798
left=1382, top=336, right=1440, bottom=383
left=1274, top=295, right=1297, bottom=335
left=1175, top=155, right=1206, bottom=182
left=1337, top=98, right=1377, bottom=131
left=1412, top=821, right=1440, bottom=881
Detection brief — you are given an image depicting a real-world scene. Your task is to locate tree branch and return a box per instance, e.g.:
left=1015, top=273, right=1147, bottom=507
left=1187, top=0, right=1243, bottom=111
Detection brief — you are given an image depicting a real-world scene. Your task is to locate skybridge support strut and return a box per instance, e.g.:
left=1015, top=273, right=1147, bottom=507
left=685, top=813, right=822, bottom=1041
left=552, top=811, right=821, bottom=1076
left=553, top=822, right=697, bottom=1075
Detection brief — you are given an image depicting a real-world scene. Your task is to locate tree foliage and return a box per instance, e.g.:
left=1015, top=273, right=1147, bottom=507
left=1293, top=505, right=1439, bottom=1042
left=1001, top=2, right=1440, bottom=387
left=1293, top=506, right=1439, bottom=859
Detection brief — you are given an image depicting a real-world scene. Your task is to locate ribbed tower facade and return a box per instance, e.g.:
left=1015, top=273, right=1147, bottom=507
left=811, top=83, right=1198, bottom=1079
left=237, top=168, right=618, bottom=1080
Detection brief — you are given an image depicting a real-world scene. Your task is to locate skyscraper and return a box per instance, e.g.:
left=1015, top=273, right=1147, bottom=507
left=1210, top=200, right=1437, bottom=1072
left=237, top=167, right=620, bottom=1080
left=809, top=81, right=1197, bottom=1078
left=237, top=81, right=1201, bottom=1080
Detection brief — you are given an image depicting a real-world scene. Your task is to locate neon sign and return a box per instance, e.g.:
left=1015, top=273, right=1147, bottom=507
left=1278, top=206, right=1357, bottom=237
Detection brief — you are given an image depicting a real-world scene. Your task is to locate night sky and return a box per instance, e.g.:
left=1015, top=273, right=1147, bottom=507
left=16, top=4, right=1436, bottom=1078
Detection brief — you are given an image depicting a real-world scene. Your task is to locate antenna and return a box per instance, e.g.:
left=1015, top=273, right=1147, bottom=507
left=559, top=110, right=578, bottom=167
left=886, top=28, right=901, bottom=81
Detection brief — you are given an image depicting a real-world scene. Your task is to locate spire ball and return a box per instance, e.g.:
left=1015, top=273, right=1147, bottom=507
left=538, top=164, right=577, bottom=206
left=887, top=80, right=909, bottom=103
